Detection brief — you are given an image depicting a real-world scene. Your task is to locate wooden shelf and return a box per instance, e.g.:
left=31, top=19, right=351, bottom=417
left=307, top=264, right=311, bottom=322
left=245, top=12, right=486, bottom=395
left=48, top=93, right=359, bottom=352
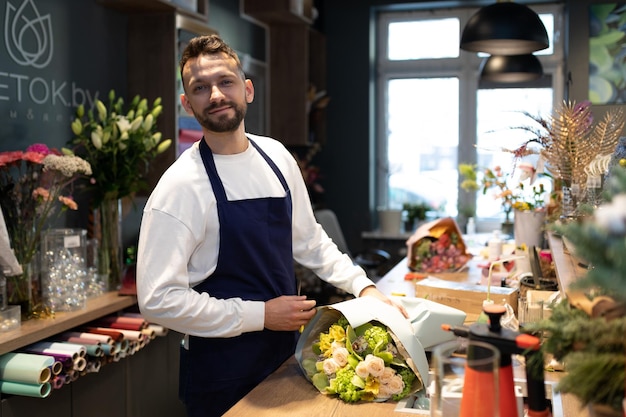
left=0, top=292, right=137, bottom=356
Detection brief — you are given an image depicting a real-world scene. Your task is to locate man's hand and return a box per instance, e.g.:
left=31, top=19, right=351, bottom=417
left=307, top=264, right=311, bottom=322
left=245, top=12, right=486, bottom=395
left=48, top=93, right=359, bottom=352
left=265, top=295, right=317, bottom=331
left=359, top=286, right=409, bottom=318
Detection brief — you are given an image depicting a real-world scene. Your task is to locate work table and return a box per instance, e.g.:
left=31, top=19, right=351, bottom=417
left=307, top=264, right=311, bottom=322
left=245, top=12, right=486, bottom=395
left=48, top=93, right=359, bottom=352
left=224, top=232, right=588, bottom=416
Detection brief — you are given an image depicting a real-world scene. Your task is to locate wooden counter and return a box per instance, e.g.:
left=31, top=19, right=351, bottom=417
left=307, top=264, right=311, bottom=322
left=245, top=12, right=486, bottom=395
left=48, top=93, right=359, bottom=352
left=224, top=236, right=589, bottom=417
left=223, top=356, right=420, bottom=417
left=0, top=291, right=136, bottom=355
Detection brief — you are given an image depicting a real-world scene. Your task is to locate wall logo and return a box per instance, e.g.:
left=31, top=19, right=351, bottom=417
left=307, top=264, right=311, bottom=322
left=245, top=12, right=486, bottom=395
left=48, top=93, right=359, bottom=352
left=4, top=0, right=53, bottom=68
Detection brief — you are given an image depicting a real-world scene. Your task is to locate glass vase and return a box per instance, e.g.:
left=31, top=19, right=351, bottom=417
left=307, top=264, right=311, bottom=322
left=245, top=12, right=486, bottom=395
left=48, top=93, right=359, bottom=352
left=94, top=198, right=123, bottom=292
left=561, top=182, right=582, bottom=219
left=40, top=228, right=87, bottom=312
left=7, top=260, right=37, bottom=319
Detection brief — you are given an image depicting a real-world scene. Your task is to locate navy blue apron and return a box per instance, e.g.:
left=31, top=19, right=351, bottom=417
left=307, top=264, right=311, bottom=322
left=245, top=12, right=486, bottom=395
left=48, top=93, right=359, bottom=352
left=179, top=138, right=298, bottom=417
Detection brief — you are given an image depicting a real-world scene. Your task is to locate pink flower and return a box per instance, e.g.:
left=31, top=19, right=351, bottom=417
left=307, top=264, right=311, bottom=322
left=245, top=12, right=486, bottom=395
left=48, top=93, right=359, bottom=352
left=0, top=151, right=24, bottom=166
left=25, top=143, right=51, bottom=155
left=22, top=151, right=46, bottom=164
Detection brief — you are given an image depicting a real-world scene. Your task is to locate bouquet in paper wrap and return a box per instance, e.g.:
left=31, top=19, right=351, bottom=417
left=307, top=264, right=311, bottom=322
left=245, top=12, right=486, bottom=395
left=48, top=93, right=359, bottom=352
left=295, top=297, right=466, bottom=404
left=406, top=217, right=471, bottom=273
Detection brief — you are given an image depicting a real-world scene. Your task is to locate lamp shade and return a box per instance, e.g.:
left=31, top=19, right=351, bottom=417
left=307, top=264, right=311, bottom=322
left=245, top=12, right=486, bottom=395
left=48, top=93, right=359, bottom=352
left=460, top=2, right=549, bottom=55
left=479, top=54, right=543, bottom=83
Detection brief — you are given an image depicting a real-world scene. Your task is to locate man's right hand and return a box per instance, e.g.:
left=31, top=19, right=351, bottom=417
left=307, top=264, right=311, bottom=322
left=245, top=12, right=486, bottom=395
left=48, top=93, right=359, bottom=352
left=264, top=295, right=316, bottom=331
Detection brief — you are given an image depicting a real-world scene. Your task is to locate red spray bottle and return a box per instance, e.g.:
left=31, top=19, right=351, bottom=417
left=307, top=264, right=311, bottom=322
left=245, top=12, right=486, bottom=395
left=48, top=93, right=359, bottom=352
left=443, top=304, right=551, bottom=417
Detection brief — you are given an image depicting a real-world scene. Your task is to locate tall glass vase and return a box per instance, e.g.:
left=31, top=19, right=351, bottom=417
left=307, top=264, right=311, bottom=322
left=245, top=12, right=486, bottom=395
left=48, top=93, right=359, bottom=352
left=7, top=260, right=37, bottom=319
left=94, top=198, right=123, bottom=292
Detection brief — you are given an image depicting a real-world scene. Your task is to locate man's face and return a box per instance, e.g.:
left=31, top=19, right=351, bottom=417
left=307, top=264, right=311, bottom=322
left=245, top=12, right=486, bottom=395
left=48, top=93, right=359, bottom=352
left=180, top=52, right=254, bottom=133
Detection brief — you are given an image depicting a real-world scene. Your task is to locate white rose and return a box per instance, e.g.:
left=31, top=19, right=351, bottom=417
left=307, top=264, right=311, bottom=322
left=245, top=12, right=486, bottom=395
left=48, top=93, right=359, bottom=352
left=386, top=374, right=405, bottom=395
left=376, top=383, right=394, bottom=400
left=379, top=366, right=396, bottom=384
left=364, top=354, right=385, bottom=378
left=323, top=358, right=341, bottom=375
left=355, top=361, right=369, bottom=379
left=332, top=347, right=349, bottom=367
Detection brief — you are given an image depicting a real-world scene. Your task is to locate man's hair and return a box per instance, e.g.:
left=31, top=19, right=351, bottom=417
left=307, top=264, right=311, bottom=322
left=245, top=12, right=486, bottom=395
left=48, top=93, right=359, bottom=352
left=179, top=34, right=245, bottom=80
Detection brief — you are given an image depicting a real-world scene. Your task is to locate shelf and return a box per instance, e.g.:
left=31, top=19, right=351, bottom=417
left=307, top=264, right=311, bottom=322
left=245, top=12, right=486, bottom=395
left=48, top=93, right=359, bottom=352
left=98, top=0, right=208, bottom=21
left=546, top=232, right=588, bottom=306
left=241, top=0, right=313, bottom=25
left=0, top=292, right=137, bottom=356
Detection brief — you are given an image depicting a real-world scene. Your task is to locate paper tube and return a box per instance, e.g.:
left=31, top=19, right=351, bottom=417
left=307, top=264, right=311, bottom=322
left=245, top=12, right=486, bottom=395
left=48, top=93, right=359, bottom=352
left=0, top=353, right=54, bottom=384
left=0, top=380, right=51, bottom=398
left=147, top=323, right=168, bottom=337
left=81, top=327, right=124, bottom=342
left=63, top=331, right=113, bottom=345
left=30, top=342, right=87, bottom=358
left=24, top=345, right=78, bottom=362
left=73, top=357, right=86, bottom=372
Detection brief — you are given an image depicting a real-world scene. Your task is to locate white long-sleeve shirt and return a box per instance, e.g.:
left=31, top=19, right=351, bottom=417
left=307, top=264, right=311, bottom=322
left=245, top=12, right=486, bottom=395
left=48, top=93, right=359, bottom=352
left=136, top=134, right=374, bottom=338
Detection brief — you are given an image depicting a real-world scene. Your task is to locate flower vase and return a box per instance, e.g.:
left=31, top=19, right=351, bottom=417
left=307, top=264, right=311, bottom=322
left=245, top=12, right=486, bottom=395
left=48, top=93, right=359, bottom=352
left=514, top=209, right=546, bottom=249
left=95, top=198, right=123, bottom=292
left=7, top=260, right=37, bottom=319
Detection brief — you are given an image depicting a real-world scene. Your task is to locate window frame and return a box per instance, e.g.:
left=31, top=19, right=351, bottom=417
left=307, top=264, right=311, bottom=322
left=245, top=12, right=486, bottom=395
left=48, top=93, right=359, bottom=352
left=375, top=4, right=565, bottom=227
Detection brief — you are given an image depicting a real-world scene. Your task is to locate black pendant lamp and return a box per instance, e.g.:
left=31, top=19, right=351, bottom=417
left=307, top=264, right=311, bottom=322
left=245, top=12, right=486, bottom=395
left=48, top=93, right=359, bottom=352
left=480, top=54, right=543, bottom=83
left=460, top=2, right=549, bottom=55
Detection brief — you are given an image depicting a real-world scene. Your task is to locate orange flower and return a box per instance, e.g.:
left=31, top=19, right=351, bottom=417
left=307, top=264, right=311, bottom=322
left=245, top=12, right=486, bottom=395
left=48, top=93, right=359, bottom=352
left=58, top=195, right=78, bottom=210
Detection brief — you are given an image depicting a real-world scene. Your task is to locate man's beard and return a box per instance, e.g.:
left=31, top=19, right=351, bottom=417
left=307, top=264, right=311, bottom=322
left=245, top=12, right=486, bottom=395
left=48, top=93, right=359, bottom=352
left=194, top=101, right=247, bottom=133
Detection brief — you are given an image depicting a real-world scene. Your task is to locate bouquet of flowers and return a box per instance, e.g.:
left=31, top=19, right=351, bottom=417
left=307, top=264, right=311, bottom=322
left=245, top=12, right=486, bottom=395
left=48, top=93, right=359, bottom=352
left=406, top=217, right=471, bottom=273
left=67, top=89, right=171, bottom=204
left=296, top=298, right=426, bottom=404
left=0, top=144, right=91, bottom=308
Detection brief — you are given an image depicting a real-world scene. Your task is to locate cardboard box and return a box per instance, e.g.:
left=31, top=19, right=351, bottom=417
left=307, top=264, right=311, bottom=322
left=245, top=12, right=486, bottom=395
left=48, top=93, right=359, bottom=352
left=415, top=277, right=518, bottom=322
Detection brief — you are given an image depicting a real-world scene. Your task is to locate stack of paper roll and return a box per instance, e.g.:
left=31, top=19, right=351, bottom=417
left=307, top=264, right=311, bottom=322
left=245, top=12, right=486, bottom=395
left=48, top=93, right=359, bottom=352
left=1, top=311, right=171, bottom=397
left=0, top=353, right=57, bottom=398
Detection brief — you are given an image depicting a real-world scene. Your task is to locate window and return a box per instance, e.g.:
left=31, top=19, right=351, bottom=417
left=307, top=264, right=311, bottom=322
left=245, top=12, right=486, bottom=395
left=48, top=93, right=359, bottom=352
left=376, top=4, right=564, bottom=230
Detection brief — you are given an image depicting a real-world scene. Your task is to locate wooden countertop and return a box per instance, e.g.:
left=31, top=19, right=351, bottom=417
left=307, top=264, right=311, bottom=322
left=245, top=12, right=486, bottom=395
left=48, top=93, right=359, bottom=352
left=223, top=356, right=419, bottom=417
left=0, top=292, right=137, bottom=355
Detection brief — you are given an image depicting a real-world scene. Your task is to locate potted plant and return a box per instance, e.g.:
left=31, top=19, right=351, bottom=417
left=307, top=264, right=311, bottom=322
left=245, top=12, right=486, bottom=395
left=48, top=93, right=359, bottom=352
left=525, top=165, right=626, bottom=417
left=402, top=201, right=432, bottom=232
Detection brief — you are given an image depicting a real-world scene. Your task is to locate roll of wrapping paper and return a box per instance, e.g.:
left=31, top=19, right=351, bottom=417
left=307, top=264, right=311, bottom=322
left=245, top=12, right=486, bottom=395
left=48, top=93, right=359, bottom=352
left=24, top=345, right=78, bottom=362
left=95, top=316, right=147, bottom=330
left=30, top=341, right=87, bottom=358
left=51, top=361, right=63, bottom=375
left=51, top=374, right=65, bottom=389
left=0, top=380, right=51, bottom=398
left=81, top=327, right=125, bottom=342
left=140, top=328, right=156, bottom=340
left=93, top=327, right=144, bottom=342
left=0, top=353, right=54, bottom=384
left=62, top=331, right=113, bottom=345
left=73, top=357, right=87, bottom=372
left=54, top=337, right=104, bottom=357
left=21, top=350, right=74, bottom=370
left=147, top=323, right=168, bottom=337
left=99, top=342, right=118, bottom=356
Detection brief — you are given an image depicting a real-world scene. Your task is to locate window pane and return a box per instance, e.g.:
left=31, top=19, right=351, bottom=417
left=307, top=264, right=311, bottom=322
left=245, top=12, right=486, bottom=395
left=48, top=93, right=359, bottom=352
left=475, top=88, right=554, bottom=219
left=387, top=78, right=459, bottom=216
left=388, top=18, right=460, bottom=60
